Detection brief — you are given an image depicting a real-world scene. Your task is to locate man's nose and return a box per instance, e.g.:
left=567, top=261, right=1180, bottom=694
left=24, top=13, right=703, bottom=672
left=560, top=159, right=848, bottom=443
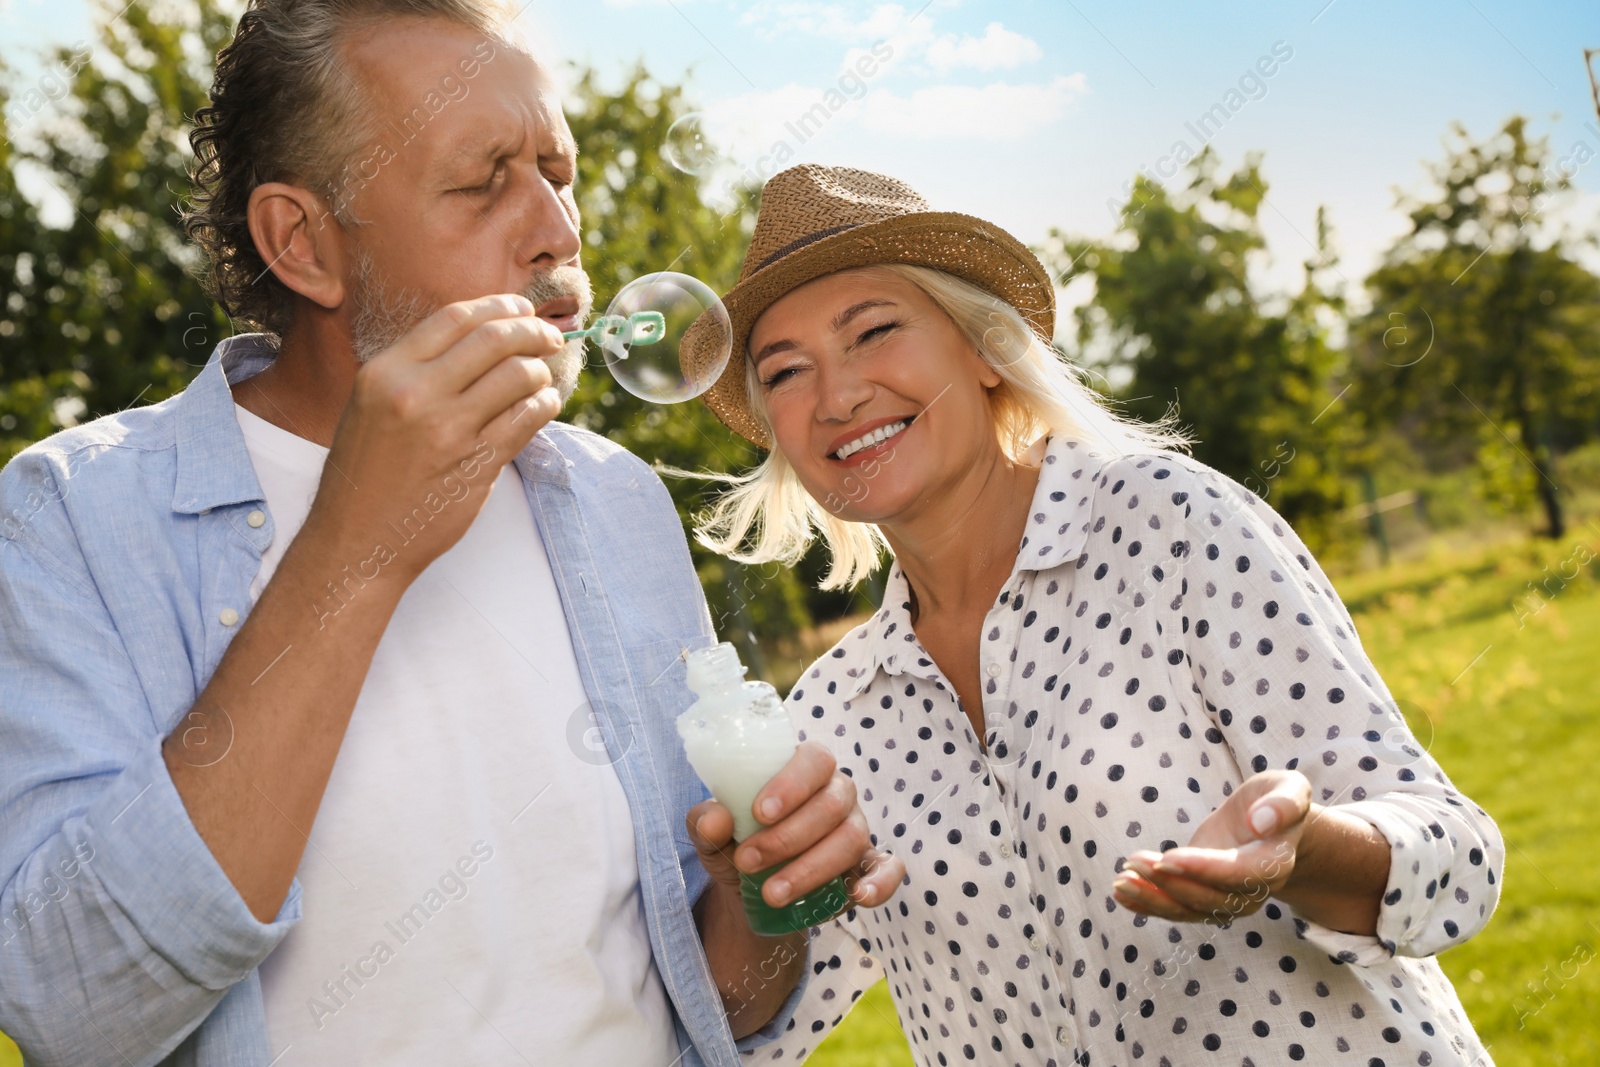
left=506, top=166, right=582, bottom=269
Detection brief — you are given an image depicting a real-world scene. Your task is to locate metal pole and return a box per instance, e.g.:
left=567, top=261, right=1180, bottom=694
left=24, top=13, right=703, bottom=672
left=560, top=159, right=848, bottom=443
left=1361, top=469, right=1391, bottom=567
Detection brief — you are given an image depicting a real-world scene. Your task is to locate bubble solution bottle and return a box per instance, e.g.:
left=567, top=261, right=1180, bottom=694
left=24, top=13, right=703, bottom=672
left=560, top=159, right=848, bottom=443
left=677, top=643, right=852, bottom=936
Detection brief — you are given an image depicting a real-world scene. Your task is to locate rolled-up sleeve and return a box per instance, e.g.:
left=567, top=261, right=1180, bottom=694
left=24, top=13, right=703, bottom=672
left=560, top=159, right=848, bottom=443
left=0, top=464, right=296, bottom=1065
left=1155, top=459, right=1503, bottom=962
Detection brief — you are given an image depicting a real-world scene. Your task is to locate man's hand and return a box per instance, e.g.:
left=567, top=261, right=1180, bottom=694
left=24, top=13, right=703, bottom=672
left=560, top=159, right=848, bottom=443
left=308, top=293, right=566, bottom=580
left=687, top=741, right=905, bottom=912
left=1112, top=769, right=1310, bottom=924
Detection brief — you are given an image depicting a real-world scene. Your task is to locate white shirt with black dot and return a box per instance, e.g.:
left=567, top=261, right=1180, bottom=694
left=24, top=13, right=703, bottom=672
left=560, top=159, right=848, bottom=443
left=744, top=438, right=1500, bottom=1067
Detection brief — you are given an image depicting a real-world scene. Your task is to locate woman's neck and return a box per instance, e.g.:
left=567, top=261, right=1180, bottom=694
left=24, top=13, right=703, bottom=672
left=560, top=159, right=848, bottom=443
left=883, top=444, right=1041, bottom=624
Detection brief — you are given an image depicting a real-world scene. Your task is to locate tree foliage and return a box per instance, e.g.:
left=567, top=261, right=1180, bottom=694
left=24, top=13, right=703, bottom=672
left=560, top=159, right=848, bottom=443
left=1044, top=149, right=1353, bottom=548
left=1, top=1, right=236, bottom=460
left=1351, top=117, right=1600, bottom=538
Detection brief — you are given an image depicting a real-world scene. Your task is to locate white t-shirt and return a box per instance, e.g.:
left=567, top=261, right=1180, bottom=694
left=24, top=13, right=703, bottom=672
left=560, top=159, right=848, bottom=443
left=239, top=405, right=680, bottom=1066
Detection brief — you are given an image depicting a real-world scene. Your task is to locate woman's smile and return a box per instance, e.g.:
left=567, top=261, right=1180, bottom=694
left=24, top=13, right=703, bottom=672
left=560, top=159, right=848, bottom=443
left=827, top=414, right=917, bottom=465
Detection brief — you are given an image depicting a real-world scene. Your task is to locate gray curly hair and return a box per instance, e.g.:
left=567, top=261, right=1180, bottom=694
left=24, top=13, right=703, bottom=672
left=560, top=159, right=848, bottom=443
left=183, top=0, right=516, bottom=336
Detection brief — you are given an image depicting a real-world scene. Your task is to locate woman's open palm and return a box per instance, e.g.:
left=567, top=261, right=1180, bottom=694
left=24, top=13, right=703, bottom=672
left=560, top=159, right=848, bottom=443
left=1113, top=769, right=1312, bottom=924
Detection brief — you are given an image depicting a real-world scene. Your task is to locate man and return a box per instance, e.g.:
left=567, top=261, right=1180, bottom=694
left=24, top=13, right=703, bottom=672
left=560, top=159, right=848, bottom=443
left=0, top=1, right=903, bottom=1063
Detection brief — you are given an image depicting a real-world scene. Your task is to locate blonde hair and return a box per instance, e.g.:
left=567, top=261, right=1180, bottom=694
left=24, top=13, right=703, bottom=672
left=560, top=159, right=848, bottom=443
left=692, top=264, right=1189, bottom=589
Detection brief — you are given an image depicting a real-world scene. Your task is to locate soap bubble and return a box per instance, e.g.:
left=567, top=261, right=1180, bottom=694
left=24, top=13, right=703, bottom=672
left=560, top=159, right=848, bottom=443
left=664, top=112, right=720, bottom=175
left=596, top=271, right=731, bottom=404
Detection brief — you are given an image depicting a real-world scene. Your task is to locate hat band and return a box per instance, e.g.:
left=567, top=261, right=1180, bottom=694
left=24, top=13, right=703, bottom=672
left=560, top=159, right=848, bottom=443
left=752, top=222, right=864, bottom=274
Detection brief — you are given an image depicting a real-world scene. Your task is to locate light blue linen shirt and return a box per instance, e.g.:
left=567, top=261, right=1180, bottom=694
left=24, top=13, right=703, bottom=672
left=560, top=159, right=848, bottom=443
left=0, top=335, right=807, bottom=1066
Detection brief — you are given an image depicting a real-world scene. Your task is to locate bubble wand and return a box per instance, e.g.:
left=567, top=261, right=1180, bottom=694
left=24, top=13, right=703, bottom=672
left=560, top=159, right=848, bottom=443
left=558, top=271, right=732, bottom=405
left=561, top=311, right=666, bottom=362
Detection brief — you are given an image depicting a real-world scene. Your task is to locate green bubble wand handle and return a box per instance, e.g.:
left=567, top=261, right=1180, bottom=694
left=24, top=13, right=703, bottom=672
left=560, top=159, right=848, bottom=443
left=561, top=310, right=666, bottom=361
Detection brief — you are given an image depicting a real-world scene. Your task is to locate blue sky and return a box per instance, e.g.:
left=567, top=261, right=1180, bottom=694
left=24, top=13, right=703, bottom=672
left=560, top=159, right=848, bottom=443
left=5, top=0, right=1600, bottom=302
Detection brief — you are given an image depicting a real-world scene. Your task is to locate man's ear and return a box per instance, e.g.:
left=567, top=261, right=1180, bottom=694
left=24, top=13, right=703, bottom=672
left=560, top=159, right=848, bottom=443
left=246, top=182, right=350, bottom=312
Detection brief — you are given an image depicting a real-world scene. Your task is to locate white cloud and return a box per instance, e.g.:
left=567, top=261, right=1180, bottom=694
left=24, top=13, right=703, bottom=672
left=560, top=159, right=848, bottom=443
left=700, top=83, right=829, bottom=157
left=925, top=22, right=1041, bottom=73
left=738, top=2, right=915, bottom=43
left=733, top=7, right=1041, bottom=82
left=857, top=74, right=1087, bottom=140
left=696, top=71, right=1087, bottom=167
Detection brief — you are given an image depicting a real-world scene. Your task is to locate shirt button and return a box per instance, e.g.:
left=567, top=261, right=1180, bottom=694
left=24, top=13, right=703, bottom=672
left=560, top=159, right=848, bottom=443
left=199, top=507, right=211, bottom=516
left=1030, top=933, right=1046, bottom=952
left=219, top=608, right=239, bottom=626
left=1056, top=1025, right=1072, bottom=1047
left=998, top=842, right=1013, bottom=859
left=247, top=509, right=266, bottom=528
left=986, top=663, right=1001, bottom=678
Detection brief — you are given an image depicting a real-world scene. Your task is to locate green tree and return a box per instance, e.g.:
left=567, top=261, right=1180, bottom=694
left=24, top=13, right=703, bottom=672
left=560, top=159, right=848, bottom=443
left=1, top=0, right=236, bottom=463
left=1351, top=117, right=1600, bottom=539
left=1043, top=149, right=1352, bottom=546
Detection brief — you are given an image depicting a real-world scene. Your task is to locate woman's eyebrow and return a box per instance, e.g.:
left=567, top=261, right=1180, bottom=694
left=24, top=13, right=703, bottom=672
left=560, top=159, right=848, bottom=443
left=752, top=298, right=898, bottom=365
left=752, top=338, right=797, bottom=366
left=831, top=298, right=895, bottom=333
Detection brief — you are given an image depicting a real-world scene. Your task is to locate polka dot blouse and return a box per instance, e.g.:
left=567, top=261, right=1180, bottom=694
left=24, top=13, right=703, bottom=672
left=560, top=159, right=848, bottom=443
left=746, top=438, right=1502, bottom=1067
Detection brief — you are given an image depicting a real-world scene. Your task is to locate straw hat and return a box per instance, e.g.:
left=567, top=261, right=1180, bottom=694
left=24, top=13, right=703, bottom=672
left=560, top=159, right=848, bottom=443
left=684, top=164, right=1056, bottom=447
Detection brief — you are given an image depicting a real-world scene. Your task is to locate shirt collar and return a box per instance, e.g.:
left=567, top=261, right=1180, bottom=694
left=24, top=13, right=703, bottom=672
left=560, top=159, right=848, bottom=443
left=1015, top=435, right=1106, bottom=573
left=837, top=435, right=1114, bottom=700
left=513, top=431, right=574, bottom=488
left=171, top=333, right=279, bottom=515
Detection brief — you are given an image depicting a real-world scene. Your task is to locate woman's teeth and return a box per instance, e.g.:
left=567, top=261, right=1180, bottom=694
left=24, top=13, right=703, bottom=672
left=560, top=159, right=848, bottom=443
left=834, top=420, right=909, bottom=460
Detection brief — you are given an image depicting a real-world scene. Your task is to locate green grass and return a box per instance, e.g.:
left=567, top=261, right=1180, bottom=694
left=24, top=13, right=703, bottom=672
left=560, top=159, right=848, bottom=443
left=2, top=524, right=1595, bottom=1067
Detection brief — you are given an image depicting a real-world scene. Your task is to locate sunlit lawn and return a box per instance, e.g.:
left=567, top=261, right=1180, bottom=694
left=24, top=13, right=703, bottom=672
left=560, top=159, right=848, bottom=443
left=2, top=523, right=1595, bottom=1067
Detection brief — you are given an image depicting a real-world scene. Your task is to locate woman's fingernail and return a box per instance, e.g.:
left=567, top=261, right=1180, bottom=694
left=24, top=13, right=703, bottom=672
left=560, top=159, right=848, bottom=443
left=1250, top=806, right=1278, bottom=835
left=768, top=878, right=789, bottom=903
left=760, top=797, right=782, bottom=820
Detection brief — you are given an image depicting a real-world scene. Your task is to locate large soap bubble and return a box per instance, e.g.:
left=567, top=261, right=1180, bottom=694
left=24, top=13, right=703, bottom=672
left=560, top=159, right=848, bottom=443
left=663, top=112, right=721, bottom=175
left=564, top=272, right=732, bottom=404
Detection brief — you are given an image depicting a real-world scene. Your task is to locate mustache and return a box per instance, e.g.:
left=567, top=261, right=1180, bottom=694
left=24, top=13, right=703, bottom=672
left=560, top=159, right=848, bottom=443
left=521, top=265, right=593, bottom=321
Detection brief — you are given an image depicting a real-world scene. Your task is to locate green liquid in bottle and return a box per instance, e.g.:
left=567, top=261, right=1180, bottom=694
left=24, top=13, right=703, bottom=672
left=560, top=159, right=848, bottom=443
left=740, top=866, right=852, bottom=936
left=677, top=644, right=853, bottom=936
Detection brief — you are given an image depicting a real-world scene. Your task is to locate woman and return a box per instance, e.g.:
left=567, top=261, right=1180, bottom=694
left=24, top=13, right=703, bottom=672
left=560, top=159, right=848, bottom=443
left=683, top=165, right=1500, bottom=1067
